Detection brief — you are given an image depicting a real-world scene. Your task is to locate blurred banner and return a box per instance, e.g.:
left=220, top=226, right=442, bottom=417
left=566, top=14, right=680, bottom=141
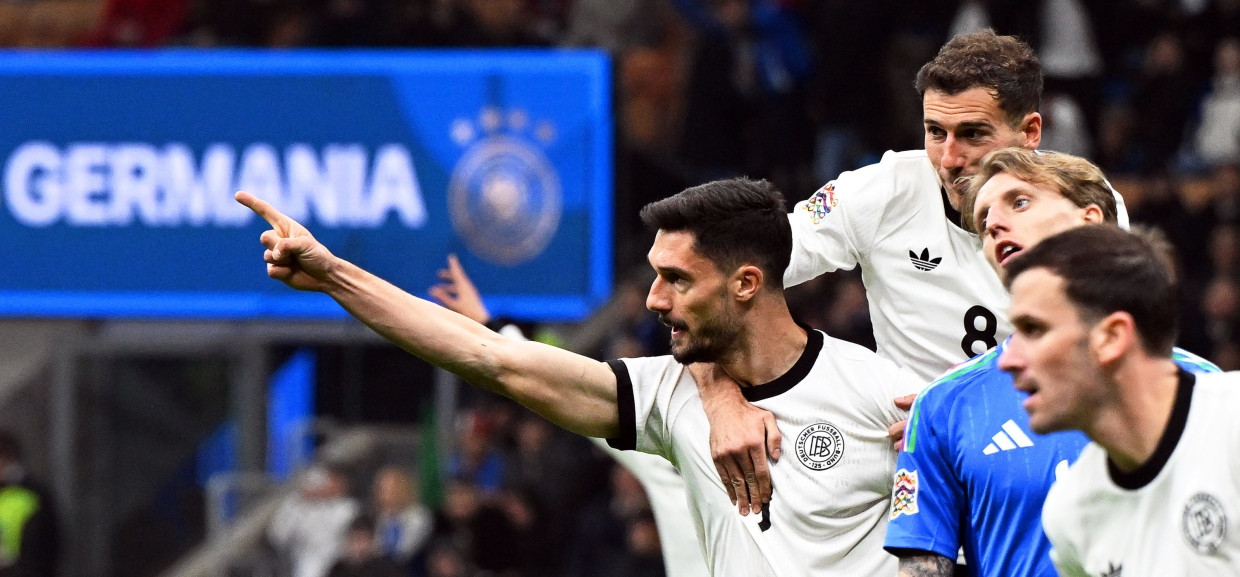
left=0, top=50, right=613, bottom=321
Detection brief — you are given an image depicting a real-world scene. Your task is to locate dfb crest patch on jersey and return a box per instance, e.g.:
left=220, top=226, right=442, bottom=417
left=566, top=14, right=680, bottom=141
left=794, top=422, right=844, bottom=471
left=803, top=183, right=838, bottom=225
left=1182, top=492, right=1227, bottom=555
left=890, top=469, right=918, bottom=519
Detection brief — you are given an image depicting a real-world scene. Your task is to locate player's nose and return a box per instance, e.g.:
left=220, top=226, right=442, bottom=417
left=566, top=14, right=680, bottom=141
left=646, top=280, right=670, bottom=314
left=940, top=136, right=967, bottom=169
left=998, top=344, right=1024, bottom=376
left=985, top=211, right=1008, bottom=238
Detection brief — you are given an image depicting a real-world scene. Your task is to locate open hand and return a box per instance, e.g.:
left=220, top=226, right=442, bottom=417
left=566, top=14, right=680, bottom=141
left=429, top=254, right=490, bottom=324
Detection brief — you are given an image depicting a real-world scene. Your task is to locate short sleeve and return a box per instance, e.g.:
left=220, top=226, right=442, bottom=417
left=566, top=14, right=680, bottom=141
left=884, top=391, right=964, bottom=560
left=785, top=154, right=896, bottom=287
left=1041, top=470, right=1089, bottom=577
left=606, top=359, right=637, bottom=451
left=603, top=356, right=678, bottom=459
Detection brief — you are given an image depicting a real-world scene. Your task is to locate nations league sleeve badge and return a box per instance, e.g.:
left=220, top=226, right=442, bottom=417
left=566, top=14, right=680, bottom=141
left=448, top=109, right=561, bottom=266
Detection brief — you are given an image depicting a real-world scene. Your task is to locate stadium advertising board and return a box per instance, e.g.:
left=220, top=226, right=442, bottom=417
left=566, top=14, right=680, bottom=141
left=0, top=50, right=612, bottom=321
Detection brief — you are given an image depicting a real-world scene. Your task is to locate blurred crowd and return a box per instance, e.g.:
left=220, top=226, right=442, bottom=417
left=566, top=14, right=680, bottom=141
left=264, top=401, right=663, bottom=577
left=2, top=1, right=1238, bottom=574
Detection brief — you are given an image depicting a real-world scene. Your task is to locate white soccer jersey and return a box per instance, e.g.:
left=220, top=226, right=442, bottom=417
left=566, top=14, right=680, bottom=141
left=787, top=150, right=1013, bottom=381
left=608, top=329, right=926, bottom=576
left=787, top=149, right=1130, bottom=381
left=1042, top=371, right=1240, bottom=577
left=591, top=438, right=712, bottom=577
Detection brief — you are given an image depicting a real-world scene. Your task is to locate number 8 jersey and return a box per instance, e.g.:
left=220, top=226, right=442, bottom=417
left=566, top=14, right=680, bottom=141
left=786, top=149, right=1013, bottom=381
left=786, top=149, right=1130, bottom=381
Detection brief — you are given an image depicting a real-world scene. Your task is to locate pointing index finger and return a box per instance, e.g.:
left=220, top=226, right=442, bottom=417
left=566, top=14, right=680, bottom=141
left=235, top=191, right=290, bottom=235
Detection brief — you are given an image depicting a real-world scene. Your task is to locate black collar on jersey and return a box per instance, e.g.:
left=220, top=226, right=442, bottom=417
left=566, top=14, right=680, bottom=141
left=940, top=186, right=965, bottom=231
left=1107, top=368, right=1195, bottom=490
left=739, top=324, right=822, bottom=402
left=604, top=324, right=823, bottom=451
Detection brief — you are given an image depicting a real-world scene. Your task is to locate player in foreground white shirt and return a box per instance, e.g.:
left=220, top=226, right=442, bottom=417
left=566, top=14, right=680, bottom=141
left=237, top=178, right=923, bottom=576
left=1000, top=225, right=1240, bottom=576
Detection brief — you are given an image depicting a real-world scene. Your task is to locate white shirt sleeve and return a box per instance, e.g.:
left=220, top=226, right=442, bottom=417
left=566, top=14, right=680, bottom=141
left=1043, top=480, right=1090, bottom=577
left=785, top=152, right=899, bottom=287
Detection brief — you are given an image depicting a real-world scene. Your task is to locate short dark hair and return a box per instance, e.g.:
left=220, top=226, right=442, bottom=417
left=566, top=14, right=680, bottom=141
left=639, top=178, right=791, bottom=290
left=915, top=29, right=1042, bottom=126
left=1003, top=225, right=1178, bottom=355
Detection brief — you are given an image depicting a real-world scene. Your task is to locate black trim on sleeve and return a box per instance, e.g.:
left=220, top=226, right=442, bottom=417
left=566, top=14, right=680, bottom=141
left=741, top=325, right=823, bottom=402
left=605, top=359, right=638, bottom=451
left=1109, top=369, right=1195, bottom=490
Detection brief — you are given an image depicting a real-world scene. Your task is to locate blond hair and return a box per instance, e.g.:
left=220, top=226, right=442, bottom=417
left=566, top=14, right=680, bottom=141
left=961, top=148, right=1117, bottom=233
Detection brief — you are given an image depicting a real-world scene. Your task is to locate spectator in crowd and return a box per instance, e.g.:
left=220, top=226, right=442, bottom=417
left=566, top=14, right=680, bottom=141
left=422, top=540, right=478, bottom=577
left=429, top=479, right=523, bottom=576
left=1193, top=37, right=1240, bottom=167
left=565, top=465, right=654, bottom=577
left=327, top=515, right=406, bottom=577
left=371, top=465, right=433, bottom=571
left=83, top=0, right=188, bottom=47
left=445, top=411, right=507, bottom=496
left=1132, top=31, right=1199, bottom=173
left=602, top=511, right=666, bottom=577
left=268, top=464, right=360, bottom=577
left=0, top=429, right=59, bottom=577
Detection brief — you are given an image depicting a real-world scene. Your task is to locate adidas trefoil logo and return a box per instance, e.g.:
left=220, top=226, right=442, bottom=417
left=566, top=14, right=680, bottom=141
left=982, top=419, right=1034, bottom=454
left=909, top=248, right=942, bottom=271
left=1101, top=562, right=1123, bottom=577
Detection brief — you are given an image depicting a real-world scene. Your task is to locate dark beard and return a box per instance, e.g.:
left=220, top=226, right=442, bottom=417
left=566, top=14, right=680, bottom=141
left=668, top=318, right=741, bottom=365
left=670, top=340, right=720, bottom=364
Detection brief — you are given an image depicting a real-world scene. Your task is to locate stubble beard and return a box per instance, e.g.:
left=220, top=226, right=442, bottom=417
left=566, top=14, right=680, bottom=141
left=668, top=313, right=743, bottom=365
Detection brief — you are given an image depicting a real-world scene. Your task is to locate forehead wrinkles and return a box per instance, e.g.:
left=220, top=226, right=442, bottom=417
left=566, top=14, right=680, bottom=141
left=923, top=90, right=1003, bottom=127
left=927, top=97, right=1001, bottom=119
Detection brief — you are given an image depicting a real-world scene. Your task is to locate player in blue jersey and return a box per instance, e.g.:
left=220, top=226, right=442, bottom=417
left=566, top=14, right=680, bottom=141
left=883, top=147, right=1220, bottom=577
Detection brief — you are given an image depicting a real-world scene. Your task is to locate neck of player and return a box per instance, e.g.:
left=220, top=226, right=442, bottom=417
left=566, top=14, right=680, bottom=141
left=719, top=302, right=808, bottom=387
left=1091, top=357, right=1182, bottom=472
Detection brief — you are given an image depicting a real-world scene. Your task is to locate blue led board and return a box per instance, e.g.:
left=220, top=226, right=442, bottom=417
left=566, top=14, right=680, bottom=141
left=0, top=50, right=613, bottom=320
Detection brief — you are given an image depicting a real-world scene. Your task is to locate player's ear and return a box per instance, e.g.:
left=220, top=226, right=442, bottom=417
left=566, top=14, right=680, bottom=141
left=1082, top=204, right=1104, bottom=224
left=1018, top=112, right=1042, bottom=149
left=1090, top=311, right=1135, bottom=365
left=733, top=265, right=763, bottom=303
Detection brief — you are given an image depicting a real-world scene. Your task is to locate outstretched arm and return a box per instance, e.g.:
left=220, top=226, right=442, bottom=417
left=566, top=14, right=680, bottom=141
left=236, top=191, right=619, bottom=438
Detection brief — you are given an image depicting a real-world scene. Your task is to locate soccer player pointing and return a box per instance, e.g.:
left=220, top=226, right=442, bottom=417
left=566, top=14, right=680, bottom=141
left=237, top=178, right=923, bottom=576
